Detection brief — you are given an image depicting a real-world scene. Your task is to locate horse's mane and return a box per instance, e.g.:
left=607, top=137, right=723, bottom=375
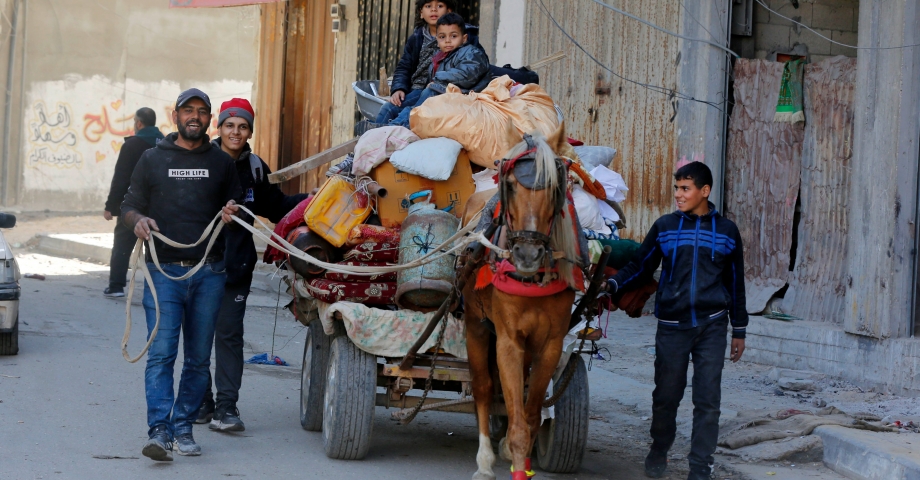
left=505, top=133, right=580, bottom=288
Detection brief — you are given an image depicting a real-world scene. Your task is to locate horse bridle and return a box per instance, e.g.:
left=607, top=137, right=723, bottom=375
left=496, top=135, right=570, bottom=274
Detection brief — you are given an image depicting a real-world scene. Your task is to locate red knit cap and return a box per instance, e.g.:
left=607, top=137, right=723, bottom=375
left=218, top=98, right=255, bottom=128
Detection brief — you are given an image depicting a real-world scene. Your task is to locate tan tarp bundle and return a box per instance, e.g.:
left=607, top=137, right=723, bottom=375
left=410, top=75, right=575, bottom=168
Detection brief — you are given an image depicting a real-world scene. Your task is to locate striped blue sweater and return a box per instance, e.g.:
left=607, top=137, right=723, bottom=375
left=610, top=203, right=749, bottom=338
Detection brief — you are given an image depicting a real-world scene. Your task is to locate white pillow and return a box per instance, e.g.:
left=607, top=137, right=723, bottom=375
left=389, top=137, right=463, bottom=181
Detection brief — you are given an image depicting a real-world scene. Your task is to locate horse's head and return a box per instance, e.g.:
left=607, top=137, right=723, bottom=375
left=498, top=132, right=575, bottom=280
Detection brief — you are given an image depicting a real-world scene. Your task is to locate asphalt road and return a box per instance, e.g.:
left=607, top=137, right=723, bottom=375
left=0, top=254, right=656, bottom=480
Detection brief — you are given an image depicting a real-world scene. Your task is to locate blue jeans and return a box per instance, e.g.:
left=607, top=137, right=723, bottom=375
left=375, top=89, right=423, bottom=124
left=391, top=87, right=440, bottom=128
left=650, top=317, right=728, bottom=474
left=143, top=260, right=227, bottom=438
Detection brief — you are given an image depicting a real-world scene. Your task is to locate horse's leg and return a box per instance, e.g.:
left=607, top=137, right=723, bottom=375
left=494, top=323, right=529, bottom=478
left=523, top=335, right=566, bottom=457
left=465, top=293, right=496, bottom=480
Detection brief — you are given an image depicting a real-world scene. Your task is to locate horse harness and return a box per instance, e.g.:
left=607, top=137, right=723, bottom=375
left=490, top=134, right=571, bottom=287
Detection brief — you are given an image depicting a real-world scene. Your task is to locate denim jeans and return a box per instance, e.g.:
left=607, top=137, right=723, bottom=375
left=143, top=260, right=227, bottom=438
left=375, top=89, right=423, bottom=124
left=391, top=87, right=440, bottom=128
left=650, top=317, right=728, bottom=474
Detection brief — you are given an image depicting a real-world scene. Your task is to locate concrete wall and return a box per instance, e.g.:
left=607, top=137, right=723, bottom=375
left=13, top=0, right=260, bottom=212
left=753, top=0, right=859, bottom=61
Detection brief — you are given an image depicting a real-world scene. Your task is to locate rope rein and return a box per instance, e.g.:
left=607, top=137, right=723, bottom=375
left=121, top=204, right=499, bottom=363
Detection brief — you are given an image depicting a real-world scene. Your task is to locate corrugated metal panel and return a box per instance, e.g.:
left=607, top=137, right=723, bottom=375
left=724, top=59, right=804, bottom=314
left=254, top=2, right=286, bottom=172
left=276, top=0, right=335, bottom=195
left=522, top=0, right=679, bottom=241
left=781, top=57, right=856, bottom=323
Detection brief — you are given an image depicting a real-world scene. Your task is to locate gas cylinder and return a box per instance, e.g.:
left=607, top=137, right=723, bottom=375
left=395, top=191, right=460, bottom=311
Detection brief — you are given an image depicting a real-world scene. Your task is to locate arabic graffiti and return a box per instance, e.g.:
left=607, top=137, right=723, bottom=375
left=28, top=146, right=83, bottom=168
left=83, top=107, right=135, bottom=143
left=28, top=103, right=78, bottom=147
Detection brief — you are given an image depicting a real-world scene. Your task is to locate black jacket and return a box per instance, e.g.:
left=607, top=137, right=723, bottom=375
left=610, top=204, right=749, bottom=338
left=121, top=133, right=242, bottom=264
left=429, top=43, right=490, bottom=91
left=105, top=126, right=164, bottom=215
left=392, top=25, right=485, bottom=94
left=212, top=138, right=309, bottom=286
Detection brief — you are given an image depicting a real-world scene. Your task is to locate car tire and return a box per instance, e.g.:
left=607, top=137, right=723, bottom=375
left=0, top=321, right=18, bottom=355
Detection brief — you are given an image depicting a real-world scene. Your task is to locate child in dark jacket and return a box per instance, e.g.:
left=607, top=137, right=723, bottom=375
left=377, top=0, right=455, bottom=124
left=607, top=161, right=748, bottom=480
left=390, top=13, right=490, bottom=128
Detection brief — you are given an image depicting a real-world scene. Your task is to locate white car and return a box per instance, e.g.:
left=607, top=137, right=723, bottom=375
left=0, top=213, right=20, bottom=355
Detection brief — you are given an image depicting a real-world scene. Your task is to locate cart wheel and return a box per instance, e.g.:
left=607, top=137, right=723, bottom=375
left=489, top=414, right=508, bottom=443
left=300, top=323, right=331, bottom=431
left=535, top=354, right=588, bottom=473
left=322, top=335, right=377, bottom=460
left=0, top=321, right=18, bottom=356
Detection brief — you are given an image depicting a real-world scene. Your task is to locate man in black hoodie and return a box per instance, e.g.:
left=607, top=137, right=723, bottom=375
left=607, top=162, right=747, bottom=480
left=121, top=88, right=242, bottom=461
left=194, top=98, right=309, bottom=432
left=103, top=107, right=164, bottom=297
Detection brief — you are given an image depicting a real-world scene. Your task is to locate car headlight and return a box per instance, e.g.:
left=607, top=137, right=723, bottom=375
left=0, top=259, right=13, bottom=284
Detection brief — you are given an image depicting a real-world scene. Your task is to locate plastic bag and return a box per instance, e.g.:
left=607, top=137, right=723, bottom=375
left=589, top=165, right=629, bottom=203
left=574, top=146, right=617, bottom=170
left=571, top=184, right=610, bottom=234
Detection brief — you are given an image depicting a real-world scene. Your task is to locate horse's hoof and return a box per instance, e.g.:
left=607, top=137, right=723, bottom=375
left=472, top=472, right=496, bottom=480
left=498, top=437, right=512, bottom=462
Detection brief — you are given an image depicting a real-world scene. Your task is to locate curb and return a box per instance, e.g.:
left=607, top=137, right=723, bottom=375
left=36, top=234, right=112, bottom=264
left=816, top=425, right=920, bottom=480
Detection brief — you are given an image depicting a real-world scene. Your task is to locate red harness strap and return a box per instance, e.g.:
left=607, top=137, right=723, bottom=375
left=475, top=260, right=585, bottom=297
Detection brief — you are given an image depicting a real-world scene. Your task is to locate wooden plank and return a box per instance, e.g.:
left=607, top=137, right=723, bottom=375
left=268, top=138, right=359, bottom=184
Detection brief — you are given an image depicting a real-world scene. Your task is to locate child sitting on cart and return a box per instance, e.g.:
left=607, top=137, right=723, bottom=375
left=389, top=13, right=490, bottom=128
left=376, top=1, right=487, bottom=125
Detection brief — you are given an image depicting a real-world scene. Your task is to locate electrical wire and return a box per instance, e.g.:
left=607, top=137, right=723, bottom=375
left=589, top=0, right=739, bottom=58
left=754, top=0, right=920, bottom=50
left=536, top=0, right=725, bottom=112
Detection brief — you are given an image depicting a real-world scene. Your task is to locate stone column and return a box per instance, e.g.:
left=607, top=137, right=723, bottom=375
left=844, top=0, right=920, bottom=339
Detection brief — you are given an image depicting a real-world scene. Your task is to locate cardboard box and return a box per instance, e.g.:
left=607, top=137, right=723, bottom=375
left=369, top=151, right=475, bottom=228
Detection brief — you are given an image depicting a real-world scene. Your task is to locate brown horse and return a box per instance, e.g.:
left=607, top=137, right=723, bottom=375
left=462, top=132, right=582, bottom=480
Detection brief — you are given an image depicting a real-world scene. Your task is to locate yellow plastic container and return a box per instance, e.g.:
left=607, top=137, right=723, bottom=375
left=304, top=176, right=372, bottom=247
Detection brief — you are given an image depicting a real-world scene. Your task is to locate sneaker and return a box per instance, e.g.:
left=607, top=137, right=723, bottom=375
left=141, top=425, right=173, bottom=462
left=644, top=449, right=668, bottom=478
left=325, top=154, right=355, bottom=178
left=103, top=286, right=125, bottom=298
left=172, top=433, right=201, bottom=456
left=686, top=465, right=713, bottom=480
left=194, top=398, right=215, bottom=424
left=210, top=407, right=246, bottom=432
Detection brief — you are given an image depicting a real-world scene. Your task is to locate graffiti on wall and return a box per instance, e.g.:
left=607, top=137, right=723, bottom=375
left=26, top=102, right=82, bottom=168
left=22, top=77, right=252, bottom=195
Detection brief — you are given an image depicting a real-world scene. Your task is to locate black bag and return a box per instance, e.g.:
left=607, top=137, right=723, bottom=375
left=489, top=64, right=540, bottom=85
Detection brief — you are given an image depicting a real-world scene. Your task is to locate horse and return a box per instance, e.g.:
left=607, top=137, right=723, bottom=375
left=461, top=131, right=583, bottom=480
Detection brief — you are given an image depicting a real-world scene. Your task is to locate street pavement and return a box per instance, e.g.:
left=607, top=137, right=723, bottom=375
left=0, top=253, right=653, bottom=480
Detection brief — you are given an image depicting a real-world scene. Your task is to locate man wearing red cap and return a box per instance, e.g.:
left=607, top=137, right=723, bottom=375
left=195, top=98, right=309, bottom=432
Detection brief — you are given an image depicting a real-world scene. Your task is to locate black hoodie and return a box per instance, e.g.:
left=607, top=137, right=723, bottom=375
left=105, top=126, right=165, bottom=214
left=610, top=203, right=749, bottom=338
left=211, top=138, right=309, bottom=286
left=121, top=132, right=242, bottom=264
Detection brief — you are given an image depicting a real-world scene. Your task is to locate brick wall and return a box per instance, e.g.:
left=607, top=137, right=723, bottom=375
left=753, top=0, right=858, bottom=62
